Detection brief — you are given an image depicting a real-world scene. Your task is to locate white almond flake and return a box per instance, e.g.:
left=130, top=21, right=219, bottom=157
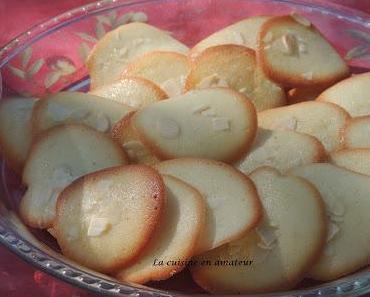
left=256, top=224, right=277, bottom=247
left=326, top=221, right=340, bottom=243
left=277, top=117, right=298, bottom=131
left=302, top=71, right=313, bottom=80
left=192, top=104, right=210, bottom=114
left=201, top=109, right=217, bottom=117
left=239, top=87, right=247, bottom=93
left=70, top=108, right=90, bottom=120
left=197, top=74, right=229, bottom=89
left=95, top=113, right=110, bottom=132
left=212, top=117, right=230, bottom=131
left=52, top=165, right=73, bottom=184
left=157, top=118, right=180, bottom=139
left=48, top=103, right=71, bottom=122
left=263, top=32, right=273, bottom=43
left=87, top=218, right=110, bottom=237
left=123, top=140, right=148, bottom=159
left=281, top=34, right=297, bottom=55
left=291, top=13, right=311, bottom=27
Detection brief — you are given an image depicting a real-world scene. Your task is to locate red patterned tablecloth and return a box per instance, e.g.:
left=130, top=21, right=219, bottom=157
left=0, top=1, right=369, bottom=296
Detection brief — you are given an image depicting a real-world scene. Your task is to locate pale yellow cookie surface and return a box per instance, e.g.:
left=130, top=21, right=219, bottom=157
left=236, top=128, right=326, bottom=174
left=191, top=167, right=326, bottom=294
left=121, top=51, right=190, bottom=97
left=258, top=16, right=349, bottom=88
left=258, top=101, right=350, bottom=152
left=0, top=97, right=37, bottom=173
left=185, top=45, right=286, bottom=111
left=87, top=22, right=188, bottom=89
left=20, top=124, right=128, bottom=228
left=155, top=158, right=262, bottom=254
left=134, top=88, right=257, bottom=163
left=291, top=163, right=370, bottom=280
left=90, top=77, right=168, bottom=109
left=116, top=175, right=205, bottom=283
left=55, top=165, right=165, bottom=273
left=330, top=148, right=370, bottom=176
left=343, top=116, right=370, bottom=149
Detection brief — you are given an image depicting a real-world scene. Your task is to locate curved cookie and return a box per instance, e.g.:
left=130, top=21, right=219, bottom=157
left=317, top=72, right=370, bottom=117
left=90, top=77, right=168, bottom=109
left=258, top=15, right=349, bottom=88
left=116, top=175, right=205, bottom=283
left=87, top=22, right=188, bottom=89
left=330, top=148, right=370, bottom=176
left=343, top=116, right=370, bottom=149
left=133, top=88, right=257, bottom=163
left=185, top=45, right=286, bottom=112
left=155, top=158, right=262, bottom=254
left=191, top=167, right=326, bottom=294
left=54, top=165, right=165, bottom=273
left=111, top=111, right=160, bottom=165
left=20, top=124, right=128, bottom=228
left=258, top=101, right=350, bottom=152
left=32, top=91, right=134, bottom=136
left=121, top=51, right=191, bottom=97
left=0, top=97, right=37, bottom=173
left=291, top=163, right=370, bottom=280
left=235, top=128, right=326, bottom=174
left=190, top=16, right=271, bottom=58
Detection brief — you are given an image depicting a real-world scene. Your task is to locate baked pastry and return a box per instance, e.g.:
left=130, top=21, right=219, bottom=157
left=190, top=16, right=271, bottom=58
left=20, top=124, right=128, bottom=228
left=133, top=88, right=257, bottom=163
left=32, top=91, right=134, bottom=136
left=54, top=164, right=165, bottom=273
left=330, top=148, right=370, bottom=176
left=116, top=175, right=205, bottom=283
left=185, top=45, right=286, bottom=111
left=121, top=51, right=190, bottom=97
left=343, top=116, right=370, bottom=149
left=258, top=15, right=349, bottom=88
left=0, top=97, right=37, bottom=173
left=235, top=128, right=326, bottom=174
left=155, top=158, right=262, bottom=254
left=90, top=77, right=168, bottom=109
left=111, top=111, right=160, bottom=165
left=291, top=163, right=370, bottom=280
left=317, top=72, right=370, bottom=117
left=87, top=22, right=189, bottom=89
left=258, top=101, right=350, bottom=152
left=191, top=167, right=326, bottom=293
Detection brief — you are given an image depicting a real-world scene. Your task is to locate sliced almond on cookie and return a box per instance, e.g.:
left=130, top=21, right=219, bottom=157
left=54, top=165, right=165, bottom=273
left=235, top=128, right=326, bottom=174
left=343, top=116, right=370, bottom=149
left=185, top=45, right=285, bottom=112
left=90, top=77, right=168, bottom=109
left=155, top=158, right=262, bottom=254
left=258, top=15, right=349, bottom=88
left=121, top=51, right=191, bottom=97
left=190, top=16, right=271, bottom=58
left=116, top=175, right=205, bottom=283
left=317, top=72, right=370, bottom=117
left=86, top=22, right=188, bottom=89
left=191, top=167, right=326, bottom=294
left=111, top=111, right=160, bottom=165
left=32, top=91, right=134, bottom=136
left=258, top=101, right=350, bottom=152
left=20, top=124, right=128, bottom=228
left=291, top=163, right=370, bottom=280
left=0, top=97, right=37, bottom=173
left=133, top=88, right=257, bottom=163
left=330, top=148, right=370, bottom=176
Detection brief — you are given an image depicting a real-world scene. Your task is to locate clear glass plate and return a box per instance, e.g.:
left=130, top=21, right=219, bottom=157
left=0, top=0, right=370, bottom=296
